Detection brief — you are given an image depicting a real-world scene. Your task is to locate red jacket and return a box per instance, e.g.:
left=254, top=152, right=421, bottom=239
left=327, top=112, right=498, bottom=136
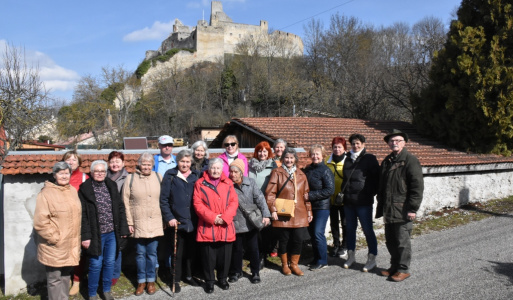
left=193, top=171, right=238, bottom=243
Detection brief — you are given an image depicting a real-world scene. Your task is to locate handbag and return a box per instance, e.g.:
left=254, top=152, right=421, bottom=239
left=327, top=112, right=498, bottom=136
left=335, top=153, right=365, bottom=206
left=274, top=173, right=296, bottom=217
left=238, top=201, right=267, bottom=231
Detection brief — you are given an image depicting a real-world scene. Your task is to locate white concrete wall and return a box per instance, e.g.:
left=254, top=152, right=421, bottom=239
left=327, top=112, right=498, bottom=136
left=3, top=174, right=48, bottom=295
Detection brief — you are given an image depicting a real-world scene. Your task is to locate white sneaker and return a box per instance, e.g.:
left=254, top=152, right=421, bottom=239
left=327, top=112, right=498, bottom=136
left=338, top=248, right=348, bottom=259
left=343, top=250, right=355, bottom=269
left=363, top=253, right=376, bottom=272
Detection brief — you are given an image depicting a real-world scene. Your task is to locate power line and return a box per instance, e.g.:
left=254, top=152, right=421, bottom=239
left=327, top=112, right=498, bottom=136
left=278, top=0, right=358, bottom=31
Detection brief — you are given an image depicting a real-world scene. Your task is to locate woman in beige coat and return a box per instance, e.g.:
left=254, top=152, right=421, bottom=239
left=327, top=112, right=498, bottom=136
left=34, top=161, right=82, bottom=300
left=123, top=152, right=164, bottom=296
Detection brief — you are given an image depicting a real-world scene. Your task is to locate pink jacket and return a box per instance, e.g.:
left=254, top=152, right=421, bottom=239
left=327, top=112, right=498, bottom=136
left=218, top=152, right=249, bottom=177
left=193, top=171, right=238, bottom=242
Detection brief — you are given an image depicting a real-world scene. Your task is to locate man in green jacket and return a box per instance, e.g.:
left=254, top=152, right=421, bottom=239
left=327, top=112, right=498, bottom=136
left=376, top=129, right=424, bottom=282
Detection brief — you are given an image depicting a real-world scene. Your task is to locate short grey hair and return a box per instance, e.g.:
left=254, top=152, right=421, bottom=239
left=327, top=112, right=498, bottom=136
left=137, top=152, right=154, bottom=167
left=191, top=140, right=209, bottom=158
left=52, top=161, right=71, bottom=175
left=281, top=147, right=298, bottom=164
left=176, top=149, right=192, bottom=162
left=90, top=160, right=108, bottom=173
left=230, top=165, right=243, bottom=175
left=273, top=138, right=287, bottom=149
left=208, top=158, right=223, bottom=169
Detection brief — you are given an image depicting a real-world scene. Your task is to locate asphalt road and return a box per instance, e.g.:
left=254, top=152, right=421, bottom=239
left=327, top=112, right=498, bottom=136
left=124, top=213, right=513, bottom=300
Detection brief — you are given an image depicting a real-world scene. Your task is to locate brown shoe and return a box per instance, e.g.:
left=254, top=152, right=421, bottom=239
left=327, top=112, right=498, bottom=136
left=146, top=282, right=156, bottom=295
left=391, top=272, right=411, bottom=282
left=380, top=268, right=397, bottom=277
left=135, top=283, right=146, bottom=296
left=289, top=254, right=304, bottom=276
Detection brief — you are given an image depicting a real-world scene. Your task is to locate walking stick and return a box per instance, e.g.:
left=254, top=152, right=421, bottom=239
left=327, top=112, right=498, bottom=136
left=172, top=223, right=179, bottom=295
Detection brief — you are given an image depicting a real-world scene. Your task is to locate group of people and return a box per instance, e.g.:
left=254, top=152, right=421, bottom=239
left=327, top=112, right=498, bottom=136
left=33, top=129, right=424, bottom=300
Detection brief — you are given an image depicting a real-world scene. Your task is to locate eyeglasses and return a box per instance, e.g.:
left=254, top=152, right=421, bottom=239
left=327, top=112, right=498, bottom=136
left=93, top=170, right=107, bottom=174
left=224, top=142, right=237, bottom=147
left=389, top=139, right=405, bottom=143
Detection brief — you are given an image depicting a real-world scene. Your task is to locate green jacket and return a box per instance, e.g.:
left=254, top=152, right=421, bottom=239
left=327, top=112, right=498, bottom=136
left=376, top=148, right=424, bottom=223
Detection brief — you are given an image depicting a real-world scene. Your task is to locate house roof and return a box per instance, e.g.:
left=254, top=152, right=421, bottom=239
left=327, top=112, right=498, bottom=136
left=211, top=117, right=513, bottom=167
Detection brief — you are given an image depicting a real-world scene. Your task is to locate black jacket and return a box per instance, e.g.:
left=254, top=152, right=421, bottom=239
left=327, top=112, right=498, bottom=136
left=341, top=149, right=379, bottom=207
left=159, top=167, right=201, bottom=233
left=303, top=162, right=335, bottom=210
left=78, top=177, right=129, bottom=256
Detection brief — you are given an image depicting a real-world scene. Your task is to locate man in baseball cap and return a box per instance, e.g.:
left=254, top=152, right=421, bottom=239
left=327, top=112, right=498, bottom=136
left=153, top=135, right=177, bottom=176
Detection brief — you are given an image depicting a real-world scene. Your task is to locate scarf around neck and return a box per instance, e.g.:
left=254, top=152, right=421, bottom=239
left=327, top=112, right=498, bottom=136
left=249, top=158, right=271, bottom=173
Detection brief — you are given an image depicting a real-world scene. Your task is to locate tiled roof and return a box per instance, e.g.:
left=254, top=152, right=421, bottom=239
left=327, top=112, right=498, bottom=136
left=229, top=117, right=513, bottom=167
left=0, top=151, right=290, bottom=175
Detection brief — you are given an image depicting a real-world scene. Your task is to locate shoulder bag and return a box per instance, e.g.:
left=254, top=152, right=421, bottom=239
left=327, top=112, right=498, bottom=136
left=275, top=173, right=296, bottom=217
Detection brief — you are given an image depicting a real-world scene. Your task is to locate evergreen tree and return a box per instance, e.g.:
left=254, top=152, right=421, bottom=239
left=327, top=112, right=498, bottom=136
left=413, top=0, right=513, bottom=154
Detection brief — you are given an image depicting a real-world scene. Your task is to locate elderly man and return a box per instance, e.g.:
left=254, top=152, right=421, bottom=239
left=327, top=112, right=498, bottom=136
left=153, top=135, right=177, bottom=176
left=376, top=129, right=424, bottom=282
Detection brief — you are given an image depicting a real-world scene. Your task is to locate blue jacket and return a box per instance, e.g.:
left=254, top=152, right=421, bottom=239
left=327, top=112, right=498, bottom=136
left=159, top=167, right=200, bottom=233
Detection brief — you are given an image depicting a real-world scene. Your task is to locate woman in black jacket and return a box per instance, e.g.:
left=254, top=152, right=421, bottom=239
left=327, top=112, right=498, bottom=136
left=159, top=150, right=201, bottom=293
left=303, top=144, right=335, bottom=270
left=341, top=134, right=380, bottom=272
left=79, top=160, right=129, bottom=300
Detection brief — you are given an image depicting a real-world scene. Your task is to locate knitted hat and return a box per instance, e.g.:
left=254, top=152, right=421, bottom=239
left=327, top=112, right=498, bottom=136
left=230, top=159, right=245, bottom=175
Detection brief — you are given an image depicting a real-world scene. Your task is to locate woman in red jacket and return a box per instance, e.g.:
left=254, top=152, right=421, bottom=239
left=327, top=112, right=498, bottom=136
left=193, top=158, right=238, bottom=294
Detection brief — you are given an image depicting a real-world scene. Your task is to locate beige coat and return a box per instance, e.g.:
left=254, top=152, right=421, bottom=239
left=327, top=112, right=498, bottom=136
left=123, top=170, right=164, bottom=238
left=33, top=181, right=82, bottom=267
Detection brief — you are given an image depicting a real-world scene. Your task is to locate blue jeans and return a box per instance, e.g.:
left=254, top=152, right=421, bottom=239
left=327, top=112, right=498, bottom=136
left=88, top=231, right=116, bottom=297
left=311, top=209, right=330, bottom=265
left=344, top=205, right=378, bottom=255
left=136, top=238, right=159, bottom=283
left=112, top=251, right=122, bottom=279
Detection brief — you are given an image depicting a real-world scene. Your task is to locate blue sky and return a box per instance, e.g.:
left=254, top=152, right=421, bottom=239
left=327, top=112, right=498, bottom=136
left=1, top=0, right=462, bottom=102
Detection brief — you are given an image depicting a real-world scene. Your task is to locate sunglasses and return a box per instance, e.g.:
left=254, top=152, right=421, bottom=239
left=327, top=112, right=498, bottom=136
left=224, top=142, right=237, bottom=147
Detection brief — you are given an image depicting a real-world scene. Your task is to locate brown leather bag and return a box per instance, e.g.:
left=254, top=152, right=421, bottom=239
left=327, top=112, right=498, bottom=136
left=275, top=173, right=296, bottom=217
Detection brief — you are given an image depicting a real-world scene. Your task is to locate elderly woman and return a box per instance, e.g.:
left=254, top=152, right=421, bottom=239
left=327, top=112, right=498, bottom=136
left=34, top=162, right=82, bottom=300
left=228, top=160, right=271, bottom=284
left=123, top=152, right=164, bottom=296
left=61, top=150, right=89, bottom=296
left=218, top=135, right=248, bottom=177
left=325, top=137, right=349, bottom=258
left=79, top=160, right=129, bottom=300
left=107, top=151, right=129, bottom=286
left=193, top=158, right=238, bottom=294
left=304, top=144, right=335, bottom=270
left=266, top=147, right=312, bottom=276
left=272, top=139, right=287, bottom=167
left=160, top=150, right=201, bottom=293
left=342, top=134, right=380, bottom=272
left=190, top=140, right=210, bottom=173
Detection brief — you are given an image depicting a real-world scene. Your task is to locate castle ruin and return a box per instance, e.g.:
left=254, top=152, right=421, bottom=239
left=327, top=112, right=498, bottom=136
left=145, top=1, right=304, bottom=63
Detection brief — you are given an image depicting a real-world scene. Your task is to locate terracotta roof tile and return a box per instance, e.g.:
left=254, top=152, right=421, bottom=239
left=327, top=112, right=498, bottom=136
left=225, top=117, right=513, bottom=167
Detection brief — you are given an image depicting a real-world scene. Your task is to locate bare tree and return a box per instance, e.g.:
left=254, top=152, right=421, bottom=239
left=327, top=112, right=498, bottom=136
left=0, top=42, right=51, bottom=160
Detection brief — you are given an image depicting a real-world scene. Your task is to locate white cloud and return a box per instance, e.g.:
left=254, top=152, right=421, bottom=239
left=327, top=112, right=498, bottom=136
left=123, top=20, right=175, bottom=42
left=0, top=39, right=80, bottom=93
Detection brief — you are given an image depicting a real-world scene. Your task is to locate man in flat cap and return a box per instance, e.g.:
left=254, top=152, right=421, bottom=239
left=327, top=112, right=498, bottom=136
left=376, top=129, right=424, bottom=282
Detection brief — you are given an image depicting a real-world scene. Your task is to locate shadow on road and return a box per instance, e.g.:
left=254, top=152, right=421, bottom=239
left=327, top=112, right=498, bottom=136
left=460, top=204, right=513, bottom=219
left=487, top=261, right=513, bottom=285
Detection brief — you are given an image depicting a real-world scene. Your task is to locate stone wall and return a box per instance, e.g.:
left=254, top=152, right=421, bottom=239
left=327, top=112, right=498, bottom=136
left=3, top=174, right=49, bottom=295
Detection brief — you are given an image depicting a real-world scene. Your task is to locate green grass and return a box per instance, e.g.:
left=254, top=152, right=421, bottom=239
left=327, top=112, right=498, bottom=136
left=3, top=196, right=513, bottom=299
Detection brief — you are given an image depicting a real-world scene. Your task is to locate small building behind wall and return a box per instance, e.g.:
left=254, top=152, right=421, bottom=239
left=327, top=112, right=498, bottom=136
left=211, top=117, right=513, bottom=215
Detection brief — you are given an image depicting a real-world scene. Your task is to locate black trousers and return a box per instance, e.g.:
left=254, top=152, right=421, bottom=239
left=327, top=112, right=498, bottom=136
left=229, top=230, right=260, bottom=275
left=199, top=242, right=233, bottom=284
left=385, top=221, right=413, bottom=272
left=330, top=205, right=347, bottom=248
left=171, top=229, right=198, bottom=283
left=276, top=227, right=308, bottom=255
